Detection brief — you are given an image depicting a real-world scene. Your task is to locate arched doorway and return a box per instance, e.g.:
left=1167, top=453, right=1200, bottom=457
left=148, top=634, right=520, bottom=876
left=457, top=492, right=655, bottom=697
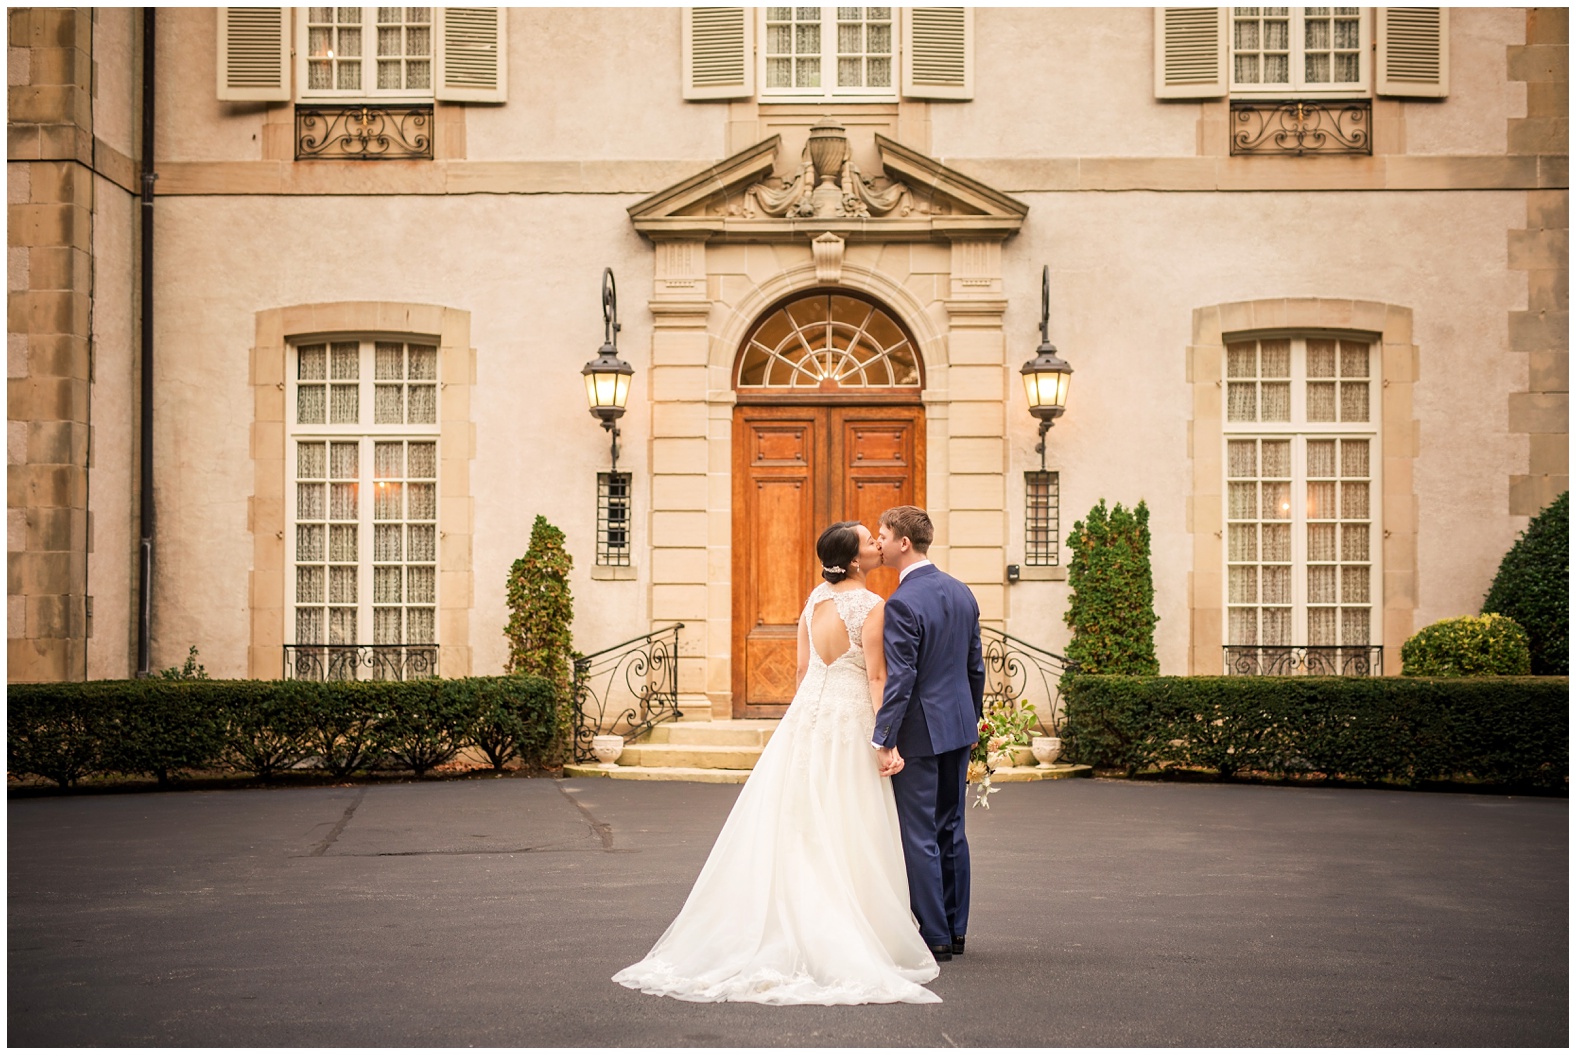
left=731, top=290, right=926, bottom=717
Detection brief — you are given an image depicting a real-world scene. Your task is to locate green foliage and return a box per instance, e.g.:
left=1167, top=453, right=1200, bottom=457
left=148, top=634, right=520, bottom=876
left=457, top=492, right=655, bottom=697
left=156, top=646, right=210, bottom=680
left=458, top=676, right=560, bottom=772
left=504, top=515, right=576, bottom=689
left=1062, top=674, right=1567, bottom=789
left=6, top=674, right=563, bottom=788
left=1482, top=491, right=1568, bottom=675
left=220, top=681, right=313, bottom=779
left=7, top=683, right=105, bottom=787
left=1063, top=499, right=1159, bottom=678
left=1401, top=614, right=1532, bottom=677
left=504, top=514, right=576, bottom=760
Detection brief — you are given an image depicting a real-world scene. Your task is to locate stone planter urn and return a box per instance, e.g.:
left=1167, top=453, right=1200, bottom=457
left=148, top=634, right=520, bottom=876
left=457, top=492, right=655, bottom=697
left=591, top=734, right=625, bottom=768
left=1031, top=736, right=1064, bottom=768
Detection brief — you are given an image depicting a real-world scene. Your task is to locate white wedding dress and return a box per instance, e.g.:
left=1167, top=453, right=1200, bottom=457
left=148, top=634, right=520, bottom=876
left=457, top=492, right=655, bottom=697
left=613, top=583, right=941, bottom=1005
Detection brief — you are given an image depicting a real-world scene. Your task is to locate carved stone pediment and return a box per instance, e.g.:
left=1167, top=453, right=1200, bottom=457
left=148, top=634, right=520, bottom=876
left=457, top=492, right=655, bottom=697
left=628, top=121, right=1027, bottom=244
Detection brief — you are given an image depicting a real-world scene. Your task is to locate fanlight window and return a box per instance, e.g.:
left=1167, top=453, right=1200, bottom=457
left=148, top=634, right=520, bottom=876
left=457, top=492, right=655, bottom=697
left=737, top=294, right=920, bottom=389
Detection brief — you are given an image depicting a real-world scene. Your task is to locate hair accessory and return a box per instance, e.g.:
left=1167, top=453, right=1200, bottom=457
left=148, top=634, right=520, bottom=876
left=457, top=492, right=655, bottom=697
left=822, top=565, right=845, bottom=574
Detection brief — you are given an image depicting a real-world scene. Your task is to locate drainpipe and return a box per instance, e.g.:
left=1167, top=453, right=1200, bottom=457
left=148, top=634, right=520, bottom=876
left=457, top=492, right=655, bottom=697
left=135, top=7, right=156, bottom=677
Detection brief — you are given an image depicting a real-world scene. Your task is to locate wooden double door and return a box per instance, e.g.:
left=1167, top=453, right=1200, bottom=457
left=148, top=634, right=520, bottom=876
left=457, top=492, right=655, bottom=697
left=731, top=403, right=925, bottom=717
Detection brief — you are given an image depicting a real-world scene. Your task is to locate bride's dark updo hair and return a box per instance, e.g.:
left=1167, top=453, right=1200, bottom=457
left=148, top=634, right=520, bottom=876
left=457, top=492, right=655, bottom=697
left=816, top=521, right=861, bottom=584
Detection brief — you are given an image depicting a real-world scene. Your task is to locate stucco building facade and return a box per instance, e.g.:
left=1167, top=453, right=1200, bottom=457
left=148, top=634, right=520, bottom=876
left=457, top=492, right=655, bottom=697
left=8, top=8, right=1568, bottom=718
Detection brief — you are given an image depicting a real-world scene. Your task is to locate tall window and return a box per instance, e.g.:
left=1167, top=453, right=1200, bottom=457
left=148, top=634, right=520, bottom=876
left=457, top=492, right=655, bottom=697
left=761, top=7, right=895, bottom=99
left=1224, top=336, right=1378, bottom=658
left=301, top=7, right=434, bottom=98
left=1231, top=7, right=1368, bottom=94
left=290, top=339, right=439, bottom=658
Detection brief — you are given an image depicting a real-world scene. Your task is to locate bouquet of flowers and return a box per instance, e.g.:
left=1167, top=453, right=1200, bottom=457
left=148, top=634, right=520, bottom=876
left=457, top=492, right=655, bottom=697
left=967, top=698, right=1039, bottom=808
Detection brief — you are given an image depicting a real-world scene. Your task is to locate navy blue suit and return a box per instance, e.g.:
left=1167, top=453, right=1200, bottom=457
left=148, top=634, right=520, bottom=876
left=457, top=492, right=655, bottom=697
left=874, top=563, right=986, bottom=947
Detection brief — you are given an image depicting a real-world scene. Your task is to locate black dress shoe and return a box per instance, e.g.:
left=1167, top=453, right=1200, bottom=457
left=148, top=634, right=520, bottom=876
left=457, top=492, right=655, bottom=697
left=951, top=935, right=966, bottom=956
left=928, top=943, right=954, bottom=962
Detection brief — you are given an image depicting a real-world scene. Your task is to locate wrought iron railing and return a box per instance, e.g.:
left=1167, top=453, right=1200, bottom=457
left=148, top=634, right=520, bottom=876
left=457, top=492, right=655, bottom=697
left=571, top=623, right=683, bottom=763
left=1230, top=99, right=1371, bottom=156
left=1223, top=645, right=1383, bottom=677
left=981, top=626, right=1077, bottom=736
left=295, top=104, right=434, bottom=160
left=283, top=643, right=439, bottom=681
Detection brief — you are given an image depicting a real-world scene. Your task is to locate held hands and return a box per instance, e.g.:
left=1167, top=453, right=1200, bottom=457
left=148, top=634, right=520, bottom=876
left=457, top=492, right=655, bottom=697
left=875, top=745, right=904, bottom=777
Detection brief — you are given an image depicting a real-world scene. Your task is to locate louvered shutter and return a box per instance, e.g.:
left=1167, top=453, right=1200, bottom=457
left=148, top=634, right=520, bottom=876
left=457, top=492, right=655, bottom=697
left=684, top=8, right=752, bottom=100
left=1154, top=7, right=1227, bottom=99
left=1377, top=8, right=1448, bottom=98
left=901, top=7, right=972, bottom=101
left=217, top=8, right=290, bottom=101
left=436, top=8, right=507, bottom=102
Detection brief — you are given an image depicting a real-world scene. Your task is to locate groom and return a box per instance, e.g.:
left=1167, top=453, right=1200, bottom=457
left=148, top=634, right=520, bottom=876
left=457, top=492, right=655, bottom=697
left=873, top=506, right=985, bottom=964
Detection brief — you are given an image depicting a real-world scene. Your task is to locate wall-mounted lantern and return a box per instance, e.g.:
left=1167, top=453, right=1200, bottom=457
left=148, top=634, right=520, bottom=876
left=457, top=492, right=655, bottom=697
left=582, top=267, right=634, bottom=470
left=1020, top=264, right=1073, bottom=470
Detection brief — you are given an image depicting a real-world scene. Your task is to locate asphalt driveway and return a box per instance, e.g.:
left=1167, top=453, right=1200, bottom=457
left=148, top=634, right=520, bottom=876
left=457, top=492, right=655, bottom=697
left=7, top=776, right=1568, bottom=1046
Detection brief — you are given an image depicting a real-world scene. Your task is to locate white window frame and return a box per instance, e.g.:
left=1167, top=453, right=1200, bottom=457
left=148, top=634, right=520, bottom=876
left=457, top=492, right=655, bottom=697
left=286, top=337, right=442, bottom=651
left=1229, top=7, right=1371, bottom=98
left=756, top=6, right=899, bottom=103
left=1221, top=334, right=1382, bottom=650
left=295, top=6, right=437, bottom=102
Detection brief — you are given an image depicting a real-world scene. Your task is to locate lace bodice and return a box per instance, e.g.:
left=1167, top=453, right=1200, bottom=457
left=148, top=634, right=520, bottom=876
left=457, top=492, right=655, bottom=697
left=802, top=583, right=881, bottom=663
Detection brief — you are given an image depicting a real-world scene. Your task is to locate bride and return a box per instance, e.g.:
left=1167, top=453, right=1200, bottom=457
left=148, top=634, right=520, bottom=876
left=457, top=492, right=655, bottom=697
left=613, top=521, right=941, bottom=1005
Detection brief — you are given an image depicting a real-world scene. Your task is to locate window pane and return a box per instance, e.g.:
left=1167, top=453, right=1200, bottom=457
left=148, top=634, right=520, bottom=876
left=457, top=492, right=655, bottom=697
left=1229, top=481, right=1258, bottom=519
left=867, top=56, right=890, bottom=87
left=374, top=566, right=402, bottom=603
left=1340, top=342, right=1370, bottom=378
left=1264, top=53, right=1288, bottom=83
left=1262, top=439, right=1291, bottom=477
left=330, top=442, right=358, bottom=478
left=374, top=606, right=402, bottom=644
left=1341, top=607, right=1370, bottom=645
left=1306, top=339, right=1337, bottom=377
left=1262, top=523, right=1290, bottom=561
left=1306, top=439, right=1336, bottom=478
left=297, top=386, right=326, bottom=424
left=1306, top=52, right=1330, bottom=83
left=298, top=441, right=326, bottom=479
left=1262, top=607, right=1290, bottom=645
left=407, top=482, right=436, bottom=520
left=1227, top=383, right=1257, bottom=422
left=1260, top=382, right=1290, bottom=422
left=375, top=523, right=402, bottom=561
left=1308, top=564, right=1336, bottom=604
left=1229, top=523, right=1258, bottom=561
left=1262, top=481, right=1290, bottom=519
left=330, top=481, right=358, bottom=520
left=408, top=346, right=437, bottom=379
left=1341, top=565, right=1369, bottom=603
left=330, top=566, right=357, bottom=604
left=839, top=57, right=862, bottom=86
left=1230, top=565, right=1258, bottom=603
left=297, top=607, right=323, bottom=644
left=1308, top=606, right=1336, bottom=646
left=376, top=342, right=403, bottom=379
left=1306, top=382, right=1336, bottom=421
left=1307, top=480, right=1337, bottom=519
left=330, top=384, right=360, bottom=424
left=329, top=607, right=357, bottom=645
left=298, top=523, right=325, bottom=562
left=1260, top=340, right=1290, bottom=376
left=1228, top=439, right=1257, bottom=478
left=1226, top=342, right=1257, bottom=378
left=1307, top=522, right=1337, bottom=561
left=407, top=385, right=436, bottom=424
left=408, top=524, right=435, bottom=562
left=407, top=565, right=435, bottom=604
left=407, top=60, right=430, bottom=89
left=375, top=481, right=403, bottom=520
left=298, top=482, right=325, bottom=521
left=374, top=441, right=403, bottom=479
left=1341, top=523, right=1369, bottom=562
left=330, top=523, right=357, bottom=562
left=1262, top=564, right=1290, bottom=604
left=375, top=385, right=404, bottom=424
left=408, top=441, right=437, bottom=478
left=1340, top=381, right=1368, bottom=422
left=1341, top=481, right=1370, bottom=520
left=407, top=608, right=435, bottom=642
left=337, top=60, right=361, bottom=90
left=1229, top=606, right=1258, bottom=645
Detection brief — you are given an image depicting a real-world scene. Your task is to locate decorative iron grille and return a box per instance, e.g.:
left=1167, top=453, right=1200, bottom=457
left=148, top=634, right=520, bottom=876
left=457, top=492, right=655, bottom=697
left=295, top=104, right=434, bottom=161
left=981, top=626, right=1077, bottom=735
left=571, top=624, right=683, bottom=763
left=283, top=643, right=438, bottom=680
left=597, top=471, right=632, bottom=566
left=1024, top=470, right=1060, bottom=566
left=1223, top=645, right=1383, bottom=676
left=1230, top=99, right=1371, bottom=156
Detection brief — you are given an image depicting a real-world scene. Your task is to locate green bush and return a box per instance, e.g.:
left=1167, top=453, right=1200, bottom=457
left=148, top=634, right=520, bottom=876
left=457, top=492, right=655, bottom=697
left=7, top=684, right=106, bottom=787
left=1063, top=674, right=1567, bottom=789
left=1401, top=614, right=1533, bottom=677
left=1483, top=491, right=1568, bottom=675
left=458, top=675, right=560, bottom=772
left=504, top=515, right=576, bottom=761
left=6, top=674, right=563, bottom=788
left=1063, top=499, right=1159, bottom=679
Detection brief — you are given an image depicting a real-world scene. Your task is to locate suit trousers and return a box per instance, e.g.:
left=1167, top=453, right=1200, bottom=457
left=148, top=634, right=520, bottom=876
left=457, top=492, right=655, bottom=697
left=890, top=744, right=972, bottom=946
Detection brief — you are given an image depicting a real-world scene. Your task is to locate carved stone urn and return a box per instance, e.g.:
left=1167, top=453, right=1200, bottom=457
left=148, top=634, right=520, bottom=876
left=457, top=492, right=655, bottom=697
left=805, top=116, right=849, bottom=217
left=1032, top=736, right=1063, bottom=768
left=591, top=734, right=625, bottom=768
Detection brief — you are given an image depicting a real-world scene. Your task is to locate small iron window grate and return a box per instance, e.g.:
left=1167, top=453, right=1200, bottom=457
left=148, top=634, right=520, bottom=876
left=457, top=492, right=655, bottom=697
left=597, top=472, right=632, bottom=566
left=1025, top=470, right=1059, bottom=566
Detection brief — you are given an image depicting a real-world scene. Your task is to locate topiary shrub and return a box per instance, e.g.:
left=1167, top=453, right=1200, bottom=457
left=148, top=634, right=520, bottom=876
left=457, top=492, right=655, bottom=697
left=1482, top=491, right=1568, bottom=675
left=459, top=675, right=560, bottom=772
left=504, top=514, right=576, bottom=760
left=1401, top=614, right=1532, bottom=677
left=1063, top=499, right=1159, bottom=679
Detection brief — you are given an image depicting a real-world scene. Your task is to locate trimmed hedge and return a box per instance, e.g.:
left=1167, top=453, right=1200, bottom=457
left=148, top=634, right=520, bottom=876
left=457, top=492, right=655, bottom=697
left=1063, top=674, right=1567, bottom=790
left=7, top=675, right=560, bottom=788
left=1401, top=614, right=1532, bottom=677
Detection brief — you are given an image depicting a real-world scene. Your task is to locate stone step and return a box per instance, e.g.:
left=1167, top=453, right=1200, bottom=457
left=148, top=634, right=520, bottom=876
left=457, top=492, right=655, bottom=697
left=646, top=721, right=779, bottom=747
left=564, top=764, right=752, bottom=784
left=616, top=742, right=764, bottom=770
left=987, top=764, right=1092, bottom=782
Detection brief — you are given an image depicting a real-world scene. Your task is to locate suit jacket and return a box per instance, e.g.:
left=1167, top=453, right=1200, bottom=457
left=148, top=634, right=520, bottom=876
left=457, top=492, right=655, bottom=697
left=873, top=563, right=986, bottom=757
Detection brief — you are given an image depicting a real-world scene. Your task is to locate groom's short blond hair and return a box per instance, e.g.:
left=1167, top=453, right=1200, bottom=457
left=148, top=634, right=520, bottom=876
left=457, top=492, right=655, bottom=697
left=880, top=506, right=933, bottom=553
